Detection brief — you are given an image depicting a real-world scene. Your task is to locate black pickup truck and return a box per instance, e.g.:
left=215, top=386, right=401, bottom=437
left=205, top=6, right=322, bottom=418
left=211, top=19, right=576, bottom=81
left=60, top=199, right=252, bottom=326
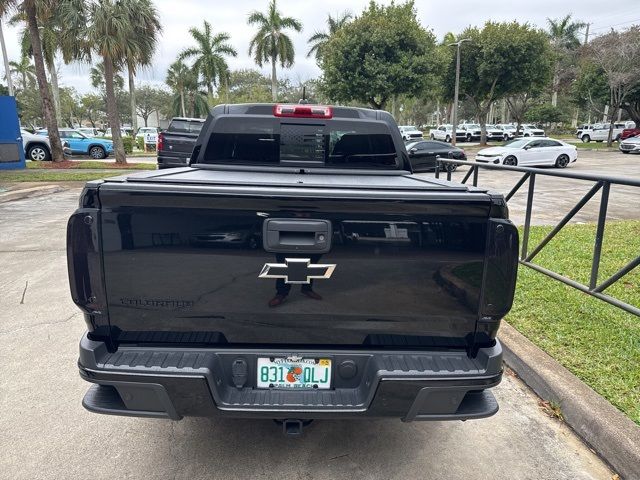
left=156, top=117, right=205, bottom=169
left=68, top=103, right=518, bottom=435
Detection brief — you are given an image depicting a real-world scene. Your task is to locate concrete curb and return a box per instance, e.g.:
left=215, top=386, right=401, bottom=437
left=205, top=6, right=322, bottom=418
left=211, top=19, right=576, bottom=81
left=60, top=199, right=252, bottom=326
left=0, top=184, right=65, bottom=204
left=499, top=321, right=640, bottom=480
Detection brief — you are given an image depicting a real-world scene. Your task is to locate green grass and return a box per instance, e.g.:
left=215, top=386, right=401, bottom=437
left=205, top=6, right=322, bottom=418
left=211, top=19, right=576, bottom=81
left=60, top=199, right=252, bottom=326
left=0, top=170, right=138, bottom=182
left=26, top=160, right=155, bottom=170
left=574, top=142, right=618, bottom=150
left=507, top=221, right=640, bottom=424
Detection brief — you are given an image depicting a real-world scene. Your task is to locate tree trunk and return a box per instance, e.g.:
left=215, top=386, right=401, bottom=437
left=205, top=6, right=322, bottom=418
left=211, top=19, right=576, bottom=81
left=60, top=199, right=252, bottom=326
left=48, top=60, right=62, bottom=125
left=24, top=0, right=64, bottom=161
left=271, top=57, right=277, bottom=101
left=180, top=90, right=186, bottom=117
left=104, top=54, right=126, bottom=164
left=0, top=20, right=14, bottom=96
left=128, top=66, right=137, bottom=134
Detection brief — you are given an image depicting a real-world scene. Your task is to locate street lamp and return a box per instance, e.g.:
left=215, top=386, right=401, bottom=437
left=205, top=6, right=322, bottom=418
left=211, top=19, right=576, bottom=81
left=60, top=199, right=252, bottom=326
left=448, top=38, right=471, bottom=146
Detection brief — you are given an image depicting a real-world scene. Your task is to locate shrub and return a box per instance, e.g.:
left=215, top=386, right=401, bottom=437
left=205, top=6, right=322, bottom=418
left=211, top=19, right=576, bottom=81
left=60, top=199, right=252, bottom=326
left=136, top=136, right=144, bottom=151
left=122, top=136, right=133, bottom=154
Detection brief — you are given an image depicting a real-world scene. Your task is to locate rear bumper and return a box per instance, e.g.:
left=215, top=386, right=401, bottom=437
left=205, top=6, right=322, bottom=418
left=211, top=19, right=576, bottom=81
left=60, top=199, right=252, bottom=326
left=157, top=153, right=189, bottom=169
left=78, top=333, right=503, bottom=422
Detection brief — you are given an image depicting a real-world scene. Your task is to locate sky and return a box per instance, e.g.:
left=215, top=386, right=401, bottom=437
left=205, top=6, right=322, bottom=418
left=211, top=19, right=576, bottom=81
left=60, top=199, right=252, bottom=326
left=2, top=0, right=640, bottom=94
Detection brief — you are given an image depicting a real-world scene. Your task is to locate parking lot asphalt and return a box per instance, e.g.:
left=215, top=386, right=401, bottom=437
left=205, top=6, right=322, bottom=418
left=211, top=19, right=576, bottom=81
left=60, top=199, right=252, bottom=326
left=416, top=148, right=640, bottom=225
left=0, top=189, right=616, bottom=479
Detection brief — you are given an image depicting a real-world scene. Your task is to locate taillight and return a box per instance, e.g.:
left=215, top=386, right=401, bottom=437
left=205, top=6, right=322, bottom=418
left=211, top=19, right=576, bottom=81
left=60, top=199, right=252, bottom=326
left=273, top=104, right=333, bottom=118
left=157, top=132, right=164, bottom=151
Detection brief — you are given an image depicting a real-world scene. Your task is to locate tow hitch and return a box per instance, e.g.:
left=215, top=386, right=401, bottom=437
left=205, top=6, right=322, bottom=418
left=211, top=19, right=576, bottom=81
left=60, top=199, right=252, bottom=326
left=275, top=419, right=313, bottom=436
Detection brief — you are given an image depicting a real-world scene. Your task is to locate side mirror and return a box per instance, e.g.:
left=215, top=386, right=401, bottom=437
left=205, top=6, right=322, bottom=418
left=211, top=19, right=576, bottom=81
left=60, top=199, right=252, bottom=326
left=409, top=148, right=417, bottom=154
left=523, top=145, right=531, bottom=150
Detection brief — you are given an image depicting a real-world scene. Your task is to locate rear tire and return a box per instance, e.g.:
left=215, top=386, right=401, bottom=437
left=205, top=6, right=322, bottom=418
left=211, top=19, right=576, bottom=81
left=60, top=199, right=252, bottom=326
left=503, top=155, right=518, bottom=166
left=89, top=146, right=106, bottom=159
left=26, top=144, right=51, bottom=161
left=622, top=150, right=630, bottom=154
left=581, top=135, right=591, bottom=143
left=445, top=135, right=451, bottom=143
left=503, top=134, right=509, bottom=141
left=555, top=154, right=570, bottom=168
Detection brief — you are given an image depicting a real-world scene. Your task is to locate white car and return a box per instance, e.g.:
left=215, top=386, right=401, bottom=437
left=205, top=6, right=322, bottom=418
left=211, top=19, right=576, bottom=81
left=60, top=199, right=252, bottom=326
left=485, top=124, right=506, bottom=141
left=398, top=125, right=423, bottom=142
left=520, top=124, right=545, bottom=137
left=619, top=135, right=640, bottom=154
left=578, top=123, right=630, bottom=143
left=104, top=127, right=134, bottom=138
left=495, top=124, right=518, bottom=141
left=475, top=137, right=577, bottom=168
left=430, top=124, right=466, bottom=143
left=77, top=127, right=103, bottom=137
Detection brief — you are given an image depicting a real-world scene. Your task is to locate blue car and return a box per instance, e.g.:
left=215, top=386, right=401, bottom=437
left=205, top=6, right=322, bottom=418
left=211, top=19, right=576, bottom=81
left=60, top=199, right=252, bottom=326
left=37, top=128, right=114, bottom=159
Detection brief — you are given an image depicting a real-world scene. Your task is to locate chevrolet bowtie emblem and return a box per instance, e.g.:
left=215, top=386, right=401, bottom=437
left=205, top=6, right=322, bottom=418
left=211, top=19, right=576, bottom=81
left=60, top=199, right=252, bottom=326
left=259, top=258, right=336, bottom=284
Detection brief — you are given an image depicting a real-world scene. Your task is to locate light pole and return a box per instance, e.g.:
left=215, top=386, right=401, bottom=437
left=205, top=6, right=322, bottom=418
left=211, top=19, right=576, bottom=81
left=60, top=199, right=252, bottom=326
left=448, top=39, right=470, bottom=146
left=0, top=19, right=14, bottom=97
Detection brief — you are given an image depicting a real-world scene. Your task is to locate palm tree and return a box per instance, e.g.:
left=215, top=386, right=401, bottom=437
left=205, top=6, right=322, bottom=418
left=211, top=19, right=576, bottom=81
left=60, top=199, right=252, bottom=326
left=547, top=14, right=587, bottom=106
left=11, top=0, right=66, bottom=161
left=248, top=0, right=302, bottom=101
left=166, top=60, right=192, bottom=117
left=178, top=21, right=237, bottom=103
left=122, top=0, right=161, bottom=134
left=11, top=16, right=64, bottom=123
left=9, top=57, right=35, bottom=89
left=306, top=11, right=351, bottom=61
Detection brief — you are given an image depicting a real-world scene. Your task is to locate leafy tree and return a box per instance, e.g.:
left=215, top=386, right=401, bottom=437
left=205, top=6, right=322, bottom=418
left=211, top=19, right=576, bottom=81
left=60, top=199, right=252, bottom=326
left=79, top=92, right=105, bottom=128
left=59, top=86, right=81, bottom=127
left=178, top=21, right=236, bottom=103
left=122, top=0, right=161, bottom=133
left=306, top=11, right=351, bottom=62
left=321, top=1, right=438, bottom=110
left=134, top=84, right=168, bottom=127
left=570, top=61, right=608, bottom=122
left=622, top=85, right=640, bottom=126
left=546, top=15, right=586, bottom=106
left=0, top=82, right=8, bottom=96
left=16, top=84, right=43, bottom=127
left=525, top=103, right=568, bottom=124
left=248, top=0, right=302, bottom=101
left=90, top=61, right=124, bottom=91
left=586, top=26, right=640, bottom=145
left=227, top=68, right=272, bottom=103
left=442, top=22, right=553, bottom=143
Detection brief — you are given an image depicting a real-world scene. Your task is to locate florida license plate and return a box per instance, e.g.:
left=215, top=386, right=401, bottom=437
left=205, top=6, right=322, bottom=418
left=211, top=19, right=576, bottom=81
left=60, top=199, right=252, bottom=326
left=257, top=357, right=331, bottom=389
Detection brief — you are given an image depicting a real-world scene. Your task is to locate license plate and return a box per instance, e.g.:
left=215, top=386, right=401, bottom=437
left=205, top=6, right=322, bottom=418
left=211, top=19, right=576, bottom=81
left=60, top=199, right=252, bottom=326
left=257, top=357, right=331, bottom=389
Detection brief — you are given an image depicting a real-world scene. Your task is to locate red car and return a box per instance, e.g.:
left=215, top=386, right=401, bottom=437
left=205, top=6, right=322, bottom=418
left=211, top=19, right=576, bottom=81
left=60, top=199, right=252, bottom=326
left=621, top=127, right=640, bottom=140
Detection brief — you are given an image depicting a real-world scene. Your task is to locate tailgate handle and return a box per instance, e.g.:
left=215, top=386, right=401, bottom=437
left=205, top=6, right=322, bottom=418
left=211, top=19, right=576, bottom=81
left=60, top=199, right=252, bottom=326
left=263, top=219, right=332, bottom=253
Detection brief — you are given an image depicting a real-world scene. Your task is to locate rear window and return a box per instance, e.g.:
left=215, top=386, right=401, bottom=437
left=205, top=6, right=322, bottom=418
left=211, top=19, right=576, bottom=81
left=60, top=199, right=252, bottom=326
left=168, top=120, right=204, bottom=134
left=201, top=117, right=399, bottom=169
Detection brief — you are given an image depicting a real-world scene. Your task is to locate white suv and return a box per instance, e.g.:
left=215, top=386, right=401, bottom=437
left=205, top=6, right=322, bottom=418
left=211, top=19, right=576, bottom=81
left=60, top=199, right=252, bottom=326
left=579, top=123, right=630, bottom=142
left=398, top=125, right=423, bottom=142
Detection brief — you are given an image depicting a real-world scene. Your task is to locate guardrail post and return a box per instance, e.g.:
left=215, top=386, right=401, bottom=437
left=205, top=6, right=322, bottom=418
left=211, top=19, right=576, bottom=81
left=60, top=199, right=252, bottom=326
left=589, top=182, right=610, bottom=290
left=520, top=173, right=536, bottom=260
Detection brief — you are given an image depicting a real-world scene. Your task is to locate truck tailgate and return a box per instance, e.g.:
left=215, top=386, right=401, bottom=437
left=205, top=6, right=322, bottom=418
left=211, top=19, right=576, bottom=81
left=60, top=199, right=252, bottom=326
left=91, top=169, right=512, bottom=350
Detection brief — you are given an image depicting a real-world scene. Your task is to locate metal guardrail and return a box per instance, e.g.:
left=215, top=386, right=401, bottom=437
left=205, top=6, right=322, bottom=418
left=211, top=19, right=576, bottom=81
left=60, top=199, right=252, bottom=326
left=435, top=158, right=640, bottom=317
